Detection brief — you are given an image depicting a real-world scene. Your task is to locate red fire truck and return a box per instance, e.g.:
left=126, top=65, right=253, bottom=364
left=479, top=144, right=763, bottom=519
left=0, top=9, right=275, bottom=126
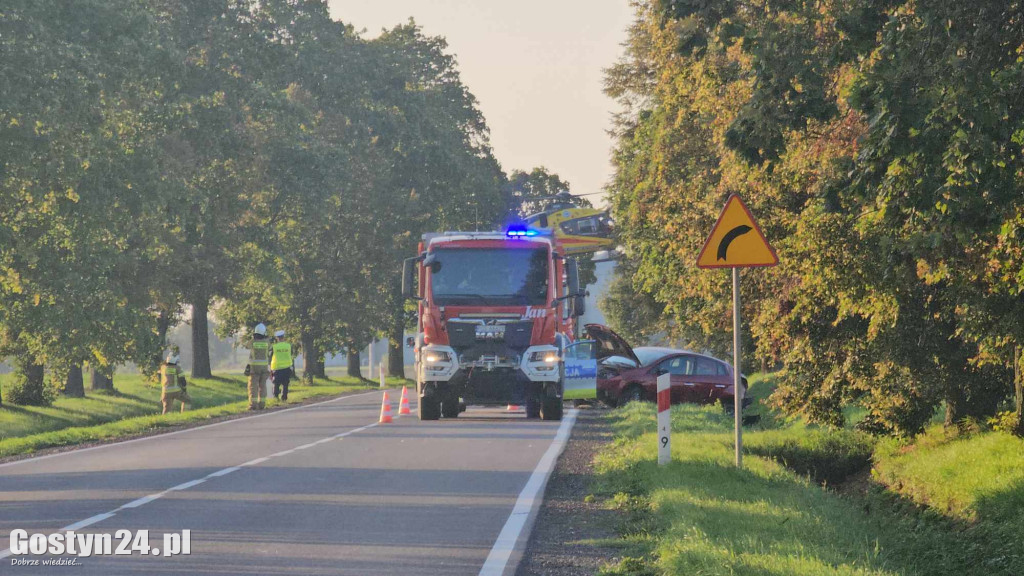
left=402, top=228, right=586, bottom=421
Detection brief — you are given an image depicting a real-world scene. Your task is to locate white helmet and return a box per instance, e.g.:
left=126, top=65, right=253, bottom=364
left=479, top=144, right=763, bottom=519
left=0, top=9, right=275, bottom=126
left=166, top=352, right=180, bottom=364
left=254, top=323, right=267, bottom=336
left=274, top=329, right=285, bottom=338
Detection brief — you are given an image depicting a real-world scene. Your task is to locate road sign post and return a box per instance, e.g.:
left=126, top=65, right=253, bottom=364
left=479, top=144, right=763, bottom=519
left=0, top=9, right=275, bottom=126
left=657, top=373, right=671, bottom=466
left=732, top=267, right=742, bottom=468
left=697, top=194, right=777, bottom=469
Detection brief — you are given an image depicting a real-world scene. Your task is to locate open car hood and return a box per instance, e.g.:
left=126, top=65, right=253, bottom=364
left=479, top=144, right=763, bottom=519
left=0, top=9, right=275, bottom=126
left=583, top=324, right=639, bottom=366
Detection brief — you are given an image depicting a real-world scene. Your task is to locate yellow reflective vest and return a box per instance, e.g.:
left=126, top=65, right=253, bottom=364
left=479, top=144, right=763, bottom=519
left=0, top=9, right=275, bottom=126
left=161, top=364, right=182, bottom=393
left=249, top=340, right=269, bottom=366
left=270, top=341, right=293, bottom=370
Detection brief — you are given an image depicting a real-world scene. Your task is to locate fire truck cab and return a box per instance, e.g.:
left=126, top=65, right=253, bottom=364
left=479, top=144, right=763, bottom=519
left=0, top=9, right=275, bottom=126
left=402, top=228, right=586, bottom=421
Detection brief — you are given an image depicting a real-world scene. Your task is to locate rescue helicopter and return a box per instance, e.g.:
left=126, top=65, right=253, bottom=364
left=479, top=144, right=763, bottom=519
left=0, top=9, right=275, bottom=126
left=523, top=191, right=615, bottom=255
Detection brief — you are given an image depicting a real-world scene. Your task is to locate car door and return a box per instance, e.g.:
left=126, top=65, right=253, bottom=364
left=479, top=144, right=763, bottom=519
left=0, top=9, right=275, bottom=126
left=689, top=356, right=725, bottom=404
left=562, top=341, right=597, bottom=400
left=653, top=355, right=692, bottom=403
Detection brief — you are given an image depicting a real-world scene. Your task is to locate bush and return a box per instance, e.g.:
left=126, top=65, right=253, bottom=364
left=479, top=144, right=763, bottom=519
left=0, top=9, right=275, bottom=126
left=5, top=370, right=59, bottom=406
left=988, top=410, right=1021, bottom=435
left=745, top=427, right=875, bottom=485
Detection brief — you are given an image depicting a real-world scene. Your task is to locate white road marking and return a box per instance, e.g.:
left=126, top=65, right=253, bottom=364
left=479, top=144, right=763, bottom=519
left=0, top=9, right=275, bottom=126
left=478, top=409, right=579, bottom=576
left=207, top=466, right=240, bottom=477
left=169, top=479, right=206, bottom=491
left=0, top=391, right=394, bottom=560
left=0, top=389, right=384, bottom=470
left=119, top=494, right=163, bottom=509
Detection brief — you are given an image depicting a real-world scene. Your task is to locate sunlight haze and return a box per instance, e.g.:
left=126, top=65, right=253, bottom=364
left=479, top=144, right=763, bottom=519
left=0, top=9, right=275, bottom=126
left=328, top=0, right=633, bottom=205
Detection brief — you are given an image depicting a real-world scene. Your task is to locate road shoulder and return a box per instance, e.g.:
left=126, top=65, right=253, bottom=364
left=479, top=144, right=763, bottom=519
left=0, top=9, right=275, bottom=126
left=516, top=407, right=622, bottom=576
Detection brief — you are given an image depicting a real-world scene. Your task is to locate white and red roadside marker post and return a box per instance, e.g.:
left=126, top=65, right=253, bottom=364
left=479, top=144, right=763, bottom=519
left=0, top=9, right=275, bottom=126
left=657, top=373, right=671, bottom=466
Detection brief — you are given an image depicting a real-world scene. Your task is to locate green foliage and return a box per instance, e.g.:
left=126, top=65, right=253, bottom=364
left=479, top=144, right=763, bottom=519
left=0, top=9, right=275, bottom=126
left=1, top=2, right=504, bottom=393
left=988, top=411, right=1021, bottom=435
left=598, top=257, right=666, bottom=346
left=605, top=0, right=1023, bottom=435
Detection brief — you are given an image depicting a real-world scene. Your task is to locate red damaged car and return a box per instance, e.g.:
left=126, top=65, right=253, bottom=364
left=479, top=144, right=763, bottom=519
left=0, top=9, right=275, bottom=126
left=583, top=324, right=749, bottom=410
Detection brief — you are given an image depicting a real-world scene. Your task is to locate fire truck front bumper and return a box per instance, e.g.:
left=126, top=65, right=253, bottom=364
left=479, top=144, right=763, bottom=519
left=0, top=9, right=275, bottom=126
left=419, top=344, right=561, bottom=384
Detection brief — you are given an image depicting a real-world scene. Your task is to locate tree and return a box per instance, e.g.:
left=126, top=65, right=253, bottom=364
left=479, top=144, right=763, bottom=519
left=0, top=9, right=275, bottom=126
left=368, top=22, right=507, bottom=378
left=0, top=0, right=172, bottom=402
left=605, top=0, right=1023, bottom=435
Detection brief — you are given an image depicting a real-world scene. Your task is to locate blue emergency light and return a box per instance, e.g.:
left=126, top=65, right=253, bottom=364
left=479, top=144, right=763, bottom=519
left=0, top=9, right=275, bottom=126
left=506, top=227, right=538, bottom=238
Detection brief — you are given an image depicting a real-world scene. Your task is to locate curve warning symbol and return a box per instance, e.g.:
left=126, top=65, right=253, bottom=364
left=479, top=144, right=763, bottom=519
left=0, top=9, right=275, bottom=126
left=697, top=195, right=778, bottom=269
left=717, top=225, right=752, bottom=261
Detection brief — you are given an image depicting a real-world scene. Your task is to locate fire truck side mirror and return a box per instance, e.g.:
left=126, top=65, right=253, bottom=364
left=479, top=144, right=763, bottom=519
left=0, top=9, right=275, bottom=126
left=574, top=294, right=587, bottom=317
left=566, top=258, right=581, bottom=296
left=402, top=256, right=421, bottom=300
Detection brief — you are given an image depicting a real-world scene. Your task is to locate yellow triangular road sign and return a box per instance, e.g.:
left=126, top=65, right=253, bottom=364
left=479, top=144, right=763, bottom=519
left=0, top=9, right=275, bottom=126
left=697, top=194, right=778, bottom=269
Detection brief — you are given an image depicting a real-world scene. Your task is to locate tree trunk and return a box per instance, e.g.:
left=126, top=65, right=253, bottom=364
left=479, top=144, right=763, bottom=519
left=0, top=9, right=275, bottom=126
left=14, top=360, right=47, bottom=405
left=1015, top=345, right=1022, bottom=435
left=314, top=356, right=326, bottom=379
left=63, top=364, right=85, bottom=398
left=190, top=297, right=212, bottom=378
left=388, top=312, right=405, bottom=378
left=301, top=332, right=316, bottom=384
left=90, top=364, right=114, bottom=391
left=347, top=346, right=362, bottom=379
left=944, top=380, right=968, bottom=430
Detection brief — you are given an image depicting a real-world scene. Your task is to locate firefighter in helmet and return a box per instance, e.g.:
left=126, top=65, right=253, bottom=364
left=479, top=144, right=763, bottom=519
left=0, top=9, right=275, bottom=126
left=244, top=323, right=270, bottom=410
left=270, top=329, right=295, bottom=402
left=161, top=350, right=191, bottom=414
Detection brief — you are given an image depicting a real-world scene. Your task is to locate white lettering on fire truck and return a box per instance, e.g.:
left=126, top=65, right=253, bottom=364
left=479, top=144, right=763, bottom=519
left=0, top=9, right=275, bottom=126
left=523, top=306, right=547, bottom=319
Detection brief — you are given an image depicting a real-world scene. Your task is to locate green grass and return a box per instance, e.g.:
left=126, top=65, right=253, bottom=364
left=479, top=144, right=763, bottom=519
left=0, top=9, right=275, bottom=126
left=593, top=401, right=1022, bottom=576
left=0, top=371, right=410, bottom=459
left=873, top=425, right=1024, bottom=553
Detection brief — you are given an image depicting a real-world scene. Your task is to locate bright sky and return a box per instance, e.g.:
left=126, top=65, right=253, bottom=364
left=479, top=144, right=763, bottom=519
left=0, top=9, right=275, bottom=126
left=327, top=0, right=634, bottom=206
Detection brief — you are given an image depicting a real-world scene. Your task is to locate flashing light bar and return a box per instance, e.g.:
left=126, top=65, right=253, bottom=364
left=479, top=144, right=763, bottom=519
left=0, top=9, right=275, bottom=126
left=506, top=228, right=539, bottom=238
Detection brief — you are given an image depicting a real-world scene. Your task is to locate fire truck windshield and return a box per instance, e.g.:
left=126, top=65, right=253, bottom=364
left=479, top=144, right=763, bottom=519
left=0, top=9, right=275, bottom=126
left=429, top=247, right=549, bottom=306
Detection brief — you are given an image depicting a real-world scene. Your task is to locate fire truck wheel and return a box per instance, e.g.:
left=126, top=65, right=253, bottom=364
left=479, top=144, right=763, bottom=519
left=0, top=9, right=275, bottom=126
left=525, top=395, right=541, bottom=419
left=441, top=392, right=460, bottom=418
left=419, top=393, right=441, bottom=420
left=540, top=396, right=563, bottom=421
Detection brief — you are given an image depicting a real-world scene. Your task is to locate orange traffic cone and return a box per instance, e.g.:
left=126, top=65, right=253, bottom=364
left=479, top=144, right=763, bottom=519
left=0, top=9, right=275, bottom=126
left=507, top=404, right=520, bottom=411
left=379, top=391, right=393, bottom=424
left=398, top=386, right=412, bottom=415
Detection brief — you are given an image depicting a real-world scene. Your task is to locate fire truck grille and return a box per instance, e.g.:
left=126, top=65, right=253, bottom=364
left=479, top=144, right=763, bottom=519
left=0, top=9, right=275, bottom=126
left=447, top=319, right=533, bottom=350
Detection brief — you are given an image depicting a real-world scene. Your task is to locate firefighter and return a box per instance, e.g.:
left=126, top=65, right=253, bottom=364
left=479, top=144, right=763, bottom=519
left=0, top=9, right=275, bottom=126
left=270, top=329, right=294, bottom=402
left=161, top=351, right=191, bottom=414
left=244, top=323, right=270, bottom=410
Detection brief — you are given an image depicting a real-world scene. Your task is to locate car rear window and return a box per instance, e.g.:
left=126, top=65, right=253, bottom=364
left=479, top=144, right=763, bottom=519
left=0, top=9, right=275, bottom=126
left=694, top=358, right=717, bottom=375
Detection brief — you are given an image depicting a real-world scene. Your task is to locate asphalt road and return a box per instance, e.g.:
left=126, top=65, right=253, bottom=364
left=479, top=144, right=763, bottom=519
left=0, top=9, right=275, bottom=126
left=0, top=390, right=576, bottom=575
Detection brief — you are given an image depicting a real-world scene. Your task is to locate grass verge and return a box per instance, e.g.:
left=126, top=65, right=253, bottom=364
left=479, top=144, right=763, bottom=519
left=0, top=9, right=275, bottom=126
left=593, top=401, right=1021, bottom=576
left=0, top=372, right=410, bottom=459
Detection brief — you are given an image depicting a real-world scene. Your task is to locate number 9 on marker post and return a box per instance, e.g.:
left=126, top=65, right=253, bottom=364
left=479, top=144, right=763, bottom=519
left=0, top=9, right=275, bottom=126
left=657, top=373, right=671, bottom=465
